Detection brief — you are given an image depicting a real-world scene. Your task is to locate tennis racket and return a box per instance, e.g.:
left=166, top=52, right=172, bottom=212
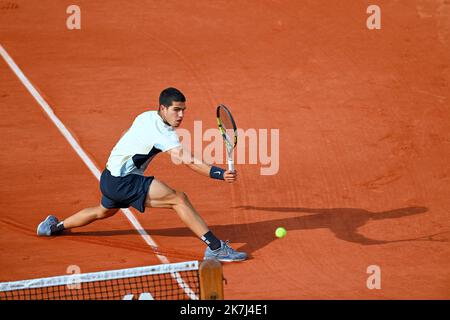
left=216, top=104, right=238, bottom=172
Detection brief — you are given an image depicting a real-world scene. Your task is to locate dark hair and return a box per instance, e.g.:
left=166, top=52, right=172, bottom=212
left=159, top=87, right=186, bottom=108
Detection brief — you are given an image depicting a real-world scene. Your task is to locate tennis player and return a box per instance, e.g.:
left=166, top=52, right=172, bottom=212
left=37, top=88, right=247, bottom=262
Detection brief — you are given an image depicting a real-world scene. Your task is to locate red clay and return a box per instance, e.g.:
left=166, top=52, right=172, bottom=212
left=0, top=0, right=449, bottom=299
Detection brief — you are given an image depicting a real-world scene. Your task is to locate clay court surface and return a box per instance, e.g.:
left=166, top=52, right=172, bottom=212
left=0, top=0, right=449, bottom=299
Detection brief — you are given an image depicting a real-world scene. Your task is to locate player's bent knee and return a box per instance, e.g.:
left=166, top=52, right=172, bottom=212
left=145, top=184, right=189, bottom=208
left=165, top=190, right=188, bottom=208
left=175, top=191, right=189, bottom=204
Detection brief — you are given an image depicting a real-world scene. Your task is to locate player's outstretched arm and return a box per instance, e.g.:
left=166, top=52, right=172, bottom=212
left=166, top=146, right=236, bottom=183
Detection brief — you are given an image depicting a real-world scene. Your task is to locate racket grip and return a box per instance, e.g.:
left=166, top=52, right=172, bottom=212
left=227, top=159, right=235, bottom=172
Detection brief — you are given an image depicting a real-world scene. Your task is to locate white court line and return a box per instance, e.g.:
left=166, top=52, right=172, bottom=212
left=0, top=44, right=198, bottom=300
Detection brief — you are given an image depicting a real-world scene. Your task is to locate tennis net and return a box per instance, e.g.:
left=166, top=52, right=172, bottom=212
left=0, top=260, right=223, bottom=300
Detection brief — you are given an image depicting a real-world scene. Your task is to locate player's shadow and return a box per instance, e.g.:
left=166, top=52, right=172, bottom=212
left=66, top=206, right=429, bottom=257
left=147, top=206, right=429, bottom=254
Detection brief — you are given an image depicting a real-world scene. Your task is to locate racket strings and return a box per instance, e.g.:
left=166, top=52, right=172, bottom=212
left=219, top=110, right=234, bottom=131
left=218, top=108, right=237, bottom=146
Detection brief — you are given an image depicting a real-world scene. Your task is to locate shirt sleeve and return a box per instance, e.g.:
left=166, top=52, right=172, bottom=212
left=155, top=130, right=181, bottom=152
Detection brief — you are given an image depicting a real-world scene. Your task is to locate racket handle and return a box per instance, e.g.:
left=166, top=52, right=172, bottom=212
left=227, top=159, right=235, bottom=172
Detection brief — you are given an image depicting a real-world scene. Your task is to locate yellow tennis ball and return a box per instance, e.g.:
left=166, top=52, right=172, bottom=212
left=275, top=227, right=287, bottom=238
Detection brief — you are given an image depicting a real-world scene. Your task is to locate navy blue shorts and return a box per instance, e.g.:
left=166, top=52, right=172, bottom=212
left=100, top=169, right=154, bottom=213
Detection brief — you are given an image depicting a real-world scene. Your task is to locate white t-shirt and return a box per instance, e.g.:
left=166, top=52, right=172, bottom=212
left=106, top=111, right=181, bottom=177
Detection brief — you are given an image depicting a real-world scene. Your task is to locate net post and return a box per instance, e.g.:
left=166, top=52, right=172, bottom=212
left=199, top=259, right=224, bottom=300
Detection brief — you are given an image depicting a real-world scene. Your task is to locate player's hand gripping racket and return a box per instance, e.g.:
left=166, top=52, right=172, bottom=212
left=216, top=104, right=238, bottom=172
